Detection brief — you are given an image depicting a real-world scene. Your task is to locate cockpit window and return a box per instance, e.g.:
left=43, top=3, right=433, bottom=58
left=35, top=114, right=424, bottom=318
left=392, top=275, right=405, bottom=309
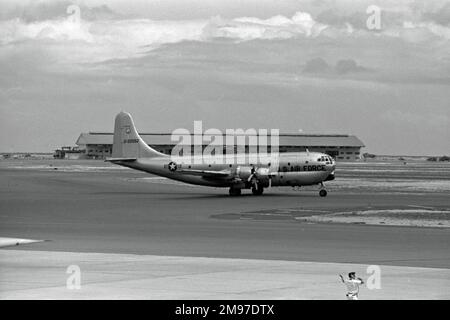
left=318, top=156, right=333, bottom=163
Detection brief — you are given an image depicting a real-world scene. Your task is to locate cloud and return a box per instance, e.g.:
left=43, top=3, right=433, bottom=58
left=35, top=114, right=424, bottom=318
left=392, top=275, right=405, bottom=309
left=315, top=9, right=367, bottom=29
left=0, top=1, right=119, bottom=22
left=0, top=18, right=94, bottom=44
left=381, top=21, right=450, bottom=43
left=313, top=2, right=450, bottom=42
left=422, top=2, right=450, bottom=26
left=0, top=5, right=449, bottom=67
left=1, top=1, right=449, bottom=155
left=192, top=11, right=329, bottom=42
left=229, top=11, right=327, bottom=38
left=381, top=109, right=449, bottom=127
left=0, top=10, right=330, bottom=63
left=0, top=18, right=207, bottom=62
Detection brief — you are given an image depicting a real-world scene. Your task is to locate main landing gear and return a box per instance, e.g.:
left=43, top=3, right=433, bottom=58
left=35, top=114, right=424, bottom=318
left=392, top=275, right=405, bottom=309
left=229, top=187, right=242, bottom=196
left=251, top=184, right=264, bottom=196
left=319, top=182, right=328, bottom=197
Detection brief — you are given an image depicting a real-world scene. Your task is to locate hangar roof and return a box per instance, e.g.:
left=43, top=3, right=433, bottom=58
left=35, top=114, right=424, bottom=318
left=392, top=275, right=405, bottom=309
left=76, top=132, right=365, bottom=148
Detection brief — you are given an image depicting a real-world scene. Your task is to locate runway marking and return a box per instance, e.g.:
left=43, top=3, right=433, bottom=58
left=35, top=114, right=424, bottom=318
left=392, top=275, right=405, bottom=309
left=226, top=205, right=450, bottom=228
left=408, top=205, right=436, bottom=210
left=135, top=177, right=167, bottom=180
left=295, top=209, right=450, bottom=228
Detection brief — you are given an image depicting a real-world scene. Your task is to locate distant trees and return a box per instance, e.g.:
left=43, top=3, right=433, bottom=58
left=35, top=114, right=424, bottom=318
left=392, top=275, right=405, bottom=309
left=427, top=155, right=450, bottom=162
left=362, top=152, right=376, bottom=159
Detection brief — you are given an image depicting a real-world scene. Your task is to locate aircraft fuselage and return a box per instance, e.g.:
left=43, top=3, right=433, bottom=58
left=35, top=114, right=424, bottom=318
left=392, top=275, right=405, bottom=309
left=108, top=112, right=336, bottom=196
left=113, top=152, right=335, bottom=188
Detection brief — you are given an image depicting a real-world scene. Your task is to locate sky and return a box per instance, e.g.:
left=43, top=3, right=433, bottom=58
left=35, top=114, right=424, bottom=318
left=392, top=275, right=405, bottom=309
left=0, top=0, right=449, bottom=155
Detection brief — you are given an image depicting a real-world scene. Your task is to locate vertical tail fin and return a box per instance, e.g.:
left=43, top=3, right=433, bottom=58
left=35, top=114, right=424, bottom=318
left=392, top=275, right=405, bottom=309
left=110, top=112, right=167, bottom=159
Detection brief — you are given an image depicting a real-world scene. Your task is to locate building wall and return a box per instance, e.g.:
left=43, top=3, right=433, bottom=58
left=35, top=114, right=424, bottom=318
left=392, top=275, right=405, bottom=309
left=335, top=147, right=362, bottom=161
left=65, top=152, right=84, bottom=160
left=83, top=144, right=112, bottom=159
left=295, top=146, right=361, bottom=161
left=78, top=143, right=362, bottom=161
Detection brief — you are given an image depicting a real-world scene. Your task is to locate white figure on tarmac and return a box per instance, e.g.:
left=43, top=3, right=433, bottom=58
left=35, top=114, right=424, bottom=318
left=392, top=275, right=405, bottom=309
left=339, top=272, right=364, bottom=300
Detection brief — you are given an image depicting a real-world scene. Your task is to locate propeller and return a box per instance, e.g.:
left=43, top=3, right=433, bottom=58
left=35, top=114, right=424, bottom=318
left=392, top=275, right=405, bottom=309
left=247, top=167, right=258, bottom=190
left=247, top=166, right=273, bottom=190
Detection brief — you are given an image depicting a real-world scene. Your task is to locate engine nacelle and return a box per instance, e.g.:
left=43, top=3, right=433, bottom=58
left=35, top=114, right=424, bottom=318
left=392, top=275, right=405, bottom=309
left=255, top=167, right=271, bottom=185
left=235, top=166, right=271, bottom=187
left=236, top=166, right=253, bottom=180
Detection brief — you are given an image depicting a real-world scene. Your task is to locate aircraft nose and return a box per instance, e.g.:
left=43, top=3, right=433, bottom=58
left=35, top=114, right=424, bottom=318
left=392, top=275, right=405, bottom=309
left=325, top=167, right=335, bottom=181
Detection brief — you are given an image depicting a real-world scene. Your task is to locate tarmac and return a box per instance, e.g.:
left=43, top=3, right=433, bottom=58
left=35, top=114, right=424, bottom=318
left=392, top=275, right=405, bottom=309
left=0, top=159, right=449, bottom=299
left=2, top=249, right=449, bottom=299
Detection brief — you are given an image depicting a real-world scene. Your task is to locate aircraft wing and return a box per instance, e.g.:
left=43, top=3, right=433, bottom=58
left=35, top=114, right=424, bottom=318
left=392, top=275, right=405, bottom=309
left=0, top=237, right=46, bottom=248
left=105, top=157, right=137, bottom=162
left=178, top=169, right=231, bottom=178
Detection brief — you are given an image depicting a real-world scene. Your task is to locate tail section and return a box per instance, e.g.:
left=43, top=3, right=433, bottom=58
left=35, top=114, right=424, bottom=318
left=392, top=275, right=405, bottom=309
left=110, top=112, right=167, bottom=159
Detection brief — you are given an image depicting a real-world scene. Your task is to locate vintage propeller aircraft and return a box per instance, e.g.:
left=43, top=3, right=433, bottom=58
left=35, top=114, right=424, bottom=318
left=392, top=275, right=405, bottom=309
left=107, top=112, right=336, bottom=196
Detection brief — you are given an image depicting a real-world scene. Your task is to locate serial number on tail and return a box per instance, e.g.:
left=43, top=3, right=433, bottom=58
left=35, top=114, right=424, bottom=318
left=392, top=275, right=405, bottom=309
left=123, top=139, right=139, bottom=143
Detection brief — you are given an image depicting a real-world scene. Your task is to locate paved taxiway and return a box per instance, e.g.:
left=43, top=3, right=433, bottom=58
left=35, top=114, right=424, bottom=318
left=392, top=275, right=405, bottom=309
left=2, top=250, right=449, bottom=299
left=1, top=160, right=449, bottom=298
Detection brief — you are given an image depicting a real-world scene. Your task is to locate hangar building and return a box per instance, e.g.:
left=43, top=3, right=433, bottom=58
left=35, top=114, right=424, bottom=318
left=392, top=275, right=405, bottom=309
left=75, top=132, right=365, bottom=161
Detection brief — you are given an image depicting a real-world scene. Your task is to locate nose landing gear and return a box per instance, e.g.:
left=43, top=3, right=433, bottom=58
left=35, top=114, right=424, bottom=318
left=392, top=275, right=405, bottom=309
left=319, top=182, right=328, bottom=197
